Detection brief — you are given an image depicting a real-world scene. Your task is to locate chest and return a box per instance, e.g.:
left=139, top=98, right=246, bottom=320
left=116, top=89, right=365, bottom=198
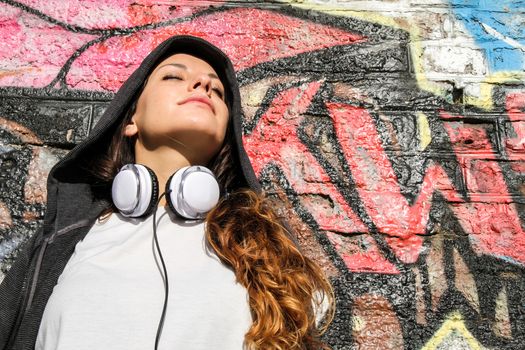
left=37, top=212, right=252, bottom=349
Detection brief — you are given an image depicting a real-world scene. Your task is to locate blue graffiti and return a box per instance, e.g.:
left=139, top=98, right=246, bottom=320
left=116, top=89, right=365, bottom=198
left=449, top=0, right=525, bottom=73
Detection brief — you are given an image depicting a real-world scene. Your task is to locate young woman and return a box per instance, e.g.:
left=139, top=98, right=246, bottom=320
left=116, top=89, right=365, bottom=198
left=0, top=35, right=334, bottom=350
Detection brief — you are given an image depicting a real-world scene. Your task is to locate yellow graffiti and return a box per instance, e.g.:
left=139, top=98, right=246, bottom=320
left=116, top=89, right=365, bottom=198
left=352, top=315, right=365, bottom=332
left=417, top=112, right=432, bottom=151
left=276, top=1, right=525, bottom=110
left=421, top=312, right=485, bottom=350
left=464, top=72, right=525, bottom=109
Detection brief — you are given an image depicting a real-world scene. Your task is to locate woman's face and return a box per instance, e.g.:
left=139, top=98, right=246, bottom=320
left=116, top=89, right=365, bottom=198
left=125, top=53, right=229, bottom=165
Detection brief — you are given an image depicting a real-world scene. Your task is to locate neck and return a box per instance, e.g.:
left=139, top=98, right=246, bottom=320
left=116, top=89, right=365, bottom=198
left=134, top=144, right=192, bottom=206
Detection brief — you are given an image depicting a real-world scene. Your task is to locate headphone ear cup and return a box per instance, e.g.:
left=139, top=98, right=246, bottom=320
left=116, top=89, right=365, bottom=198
left=112, top=164, right=159, bottom=218
left=166, top=166, right=220, bottom=220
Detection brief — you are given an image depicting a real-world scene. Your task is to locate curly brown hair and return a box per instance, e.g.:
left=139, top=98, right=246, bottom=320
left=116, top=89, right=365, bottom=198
left=207, top=189, right=334, bottom=349
left=89, top=85, right=335, bottom=349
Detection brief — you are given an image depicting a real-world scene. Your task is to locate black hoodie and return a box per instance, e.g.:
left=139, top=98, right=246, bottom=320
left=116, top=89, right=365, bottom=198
left=0, top=35, right=261, bottom=350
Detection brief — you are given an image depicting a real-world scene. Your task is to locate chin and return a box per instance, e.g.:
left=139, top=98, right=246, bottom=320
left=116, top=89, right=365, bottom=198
left=177, top=118, right=220, bottom=133
left=173, top=130, right=224, bottom=156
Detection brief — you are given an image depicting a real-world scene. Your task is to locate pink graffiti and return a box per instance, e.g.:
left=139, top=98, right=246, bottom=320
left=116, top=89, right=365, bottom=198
left=15, top=0, right=205, bottom=29
left=0, top=3, right=96, bottom=88
left=66, top=8, right=364, bottom=91
left=1, top=5, right=363, bottom=91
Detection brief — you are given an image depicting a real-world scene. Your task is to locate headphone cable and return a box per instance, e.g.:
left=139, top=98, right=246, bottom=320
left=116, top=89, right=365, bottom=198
left=153, top=192, right=169, bottom=350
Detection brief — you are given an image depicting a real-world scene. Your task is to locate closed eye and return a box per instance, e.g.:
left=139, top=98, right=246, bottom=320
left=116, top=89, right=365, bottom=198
left=163, top=75, right=183, bottom=80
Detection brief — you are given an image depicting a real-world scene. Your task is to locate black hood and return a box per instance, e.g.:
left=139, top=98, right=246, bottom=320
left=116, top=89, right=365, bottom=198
left=43, top=35, right=260, bottom=237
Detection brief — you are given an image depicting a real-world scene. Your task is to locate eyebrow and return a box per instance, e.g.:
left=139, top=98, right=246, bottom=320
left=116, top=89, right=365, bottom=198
left=157, top=63, right=220, bottom=80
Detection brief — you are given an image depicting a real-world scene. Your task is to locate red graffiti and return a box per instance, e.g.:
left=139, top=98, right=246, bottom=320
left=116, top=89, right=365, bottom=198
left=245, top=85, right=525, bottom=272
left=440, top=108, right=525, bottom=266
left=245, top=83, right=413, bottom=273
left=329, top=103, right=462, bottom=264
left=506, top=92, right=525, bottom=157
left=2, top=2, right=524, bottom=274
left=244, top=82, right=368, bottom=234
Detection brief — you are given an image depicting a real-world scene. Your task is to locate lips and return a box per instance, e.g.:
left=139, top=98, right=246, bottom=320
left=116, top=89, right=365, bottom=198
left=178, top=95, right=215, bottom=113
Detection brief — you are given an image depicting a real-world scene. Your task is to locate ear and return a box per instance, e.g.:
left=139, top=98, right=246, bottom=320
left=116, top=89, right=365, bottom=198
left=124, top=117, right=138, bottom=137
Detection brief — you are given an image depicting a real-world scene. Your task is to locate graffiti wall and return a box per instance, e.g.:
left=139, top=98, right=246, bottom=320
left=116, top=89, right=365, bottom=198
left=0, top=1, right=524, bottom=349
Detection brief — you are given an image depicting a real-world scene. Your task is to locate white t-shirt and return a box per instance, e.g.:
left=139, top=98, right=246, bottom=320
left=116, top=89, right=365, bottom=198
left=36, top=207, right=252, bottom=350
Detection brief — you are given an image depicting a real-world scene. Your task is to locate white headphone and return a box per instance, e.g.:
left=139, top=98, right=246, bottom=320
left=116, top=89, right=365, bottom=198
left=111, top=164, right=220, bottom=219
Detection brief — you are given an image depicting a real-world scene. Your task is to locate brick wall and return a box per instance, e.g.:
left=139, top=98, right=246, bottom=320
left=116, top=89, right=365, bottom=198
left=1, top=1, right=524, bottom=348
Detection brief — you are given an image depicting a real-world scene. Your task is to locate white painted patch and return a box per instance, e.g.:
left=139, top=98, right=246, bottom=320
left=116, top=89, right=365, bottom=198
left=422, top=43, right=487, bottom=76
left=480, top=22, right=525, bottom=51
left=24, top=147, right=61, bottom=204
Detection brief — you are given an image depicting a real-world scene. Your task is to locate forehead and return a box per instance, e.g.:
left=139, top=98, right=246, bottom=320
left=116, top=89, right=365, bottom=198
left=154, top=53, right=219, bottom=75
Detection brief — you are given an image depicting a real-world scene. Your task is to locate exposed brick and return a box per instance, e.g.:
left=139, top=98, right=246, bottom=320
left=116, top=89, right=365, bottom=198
left=352, top=294, right=404, bottom=349
left=442, top=121, right=497, bottom=155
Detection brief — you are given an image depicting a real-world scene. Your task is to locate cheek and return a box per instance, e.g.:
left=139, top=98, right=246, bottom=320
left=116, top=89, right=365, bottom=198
left=132, top=93, right=157, bottom=129
left=219, top=109, right=230, bottom=136
left=142, top=89, right=177, bottom=114
left=218, top=106, right=230, bottom=132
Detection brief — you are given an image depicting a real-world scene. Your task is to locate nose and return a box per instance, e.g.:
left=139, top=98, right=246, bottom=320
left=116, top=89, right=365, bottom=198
left=189, top=74, right=212, bottom=96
